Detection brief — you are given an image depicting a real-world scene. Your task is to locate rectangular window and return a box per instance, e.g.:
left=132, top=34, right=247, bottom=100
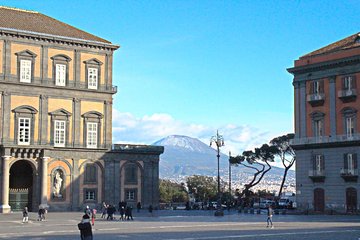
left=20, top=60, right=31, bottom=83
left=54, top=120, right=66, bottom=147
left=314, top=120, right=323, bottom=137
left=85, top=190, right=96, bottom=201
left=344, top=76, right=353, bottom=91
left=125, top=189, right=136, bottom=201
left=87, top=122, right=97, bottom=148
left=55, top=64, right=66, bottom=86
left=315, top=155, right=323, bottom=172
left=313, top=81, right=320, bottom=94
left=18, top=118, right=30, bottom=145
left=88, top=68, right=98, bottom=89
left=347, top=154, right=354, bottom=171
left=346, top=117, right=355, bottom=138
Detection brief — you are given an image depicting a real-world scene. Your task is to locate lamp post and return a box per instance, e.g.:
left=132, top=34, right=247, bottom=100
left=210, top=130, right=224, bottom=216
left=229, top=151, right=232, bottom=193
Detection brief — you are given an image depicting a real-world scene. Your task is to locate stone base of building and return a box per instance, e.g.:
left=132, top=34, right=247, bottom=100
left=0, top=205, right=11, bottom=213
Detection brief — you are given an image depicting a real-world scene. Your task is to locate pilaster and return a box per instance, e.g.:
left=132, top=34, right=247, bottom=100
left=0, top=156, right=11, bottom=213
left=329, top=76, right=337, bottom=137
left=299, top=81, right=307, bottom=138
left=72, top=98, right=81, bottom=147
left=39, top=95, right=48, bottom=145
left=2, top=91, right=10, bottom=144
left=39, top=157, right=50, bottom=209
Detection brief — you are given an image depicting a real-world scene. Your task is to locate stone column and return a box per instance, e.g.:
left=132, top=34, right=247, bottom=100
left=0, top=156, right=11, bottom=213
left=39, top=157, right=50, bottom=209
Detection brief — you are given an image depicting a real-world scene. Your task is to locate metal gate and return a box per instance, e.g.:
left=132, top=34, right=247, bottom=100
left=9, top=188, right=29, bottom=211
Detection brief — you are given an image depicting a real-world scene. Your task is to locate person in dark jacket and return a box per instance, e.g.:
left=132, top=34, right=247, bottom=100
left=22, top=206, right=29, bottom=223
left=125, top=206, right=133, bottom=220
left=78, top=214, right=93, bottom=240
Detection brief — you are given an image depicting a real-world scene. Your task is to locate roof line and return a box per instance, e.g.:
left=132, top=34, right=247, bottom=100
left=0, top=27, right=120, bottom=49
left=0, top=6, right=38, bottom=14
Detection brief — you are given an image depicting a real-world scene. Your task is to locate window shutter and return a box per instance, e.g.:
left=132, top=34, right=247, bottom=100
left=344, top=154, right=348, bottom=169
left=310, top=81, right=314, bottom=94
left=353, top=76, right=357, bottom=89
left=342, top=77, right=346, bottom=90
left=319, top=80, right=324, bottom=93
left=354, top=153, right=357, bottom=169
left=312, top=155, right=316, bottom=170
left=320, top=155, right=325, bottom=170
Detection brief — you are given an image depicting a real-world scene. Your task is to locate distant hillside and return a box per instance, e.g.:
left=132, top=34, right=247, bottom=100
left=153, top=135, right=295, bottom=193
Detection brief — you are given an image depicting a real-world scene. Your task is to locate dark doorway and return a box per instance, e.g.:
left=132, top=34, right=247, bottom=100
left=9, top=160, right=33, bottom=211
left=346, top=187, right=357, bottom=213
left=314, top=188, right=325, bottom=212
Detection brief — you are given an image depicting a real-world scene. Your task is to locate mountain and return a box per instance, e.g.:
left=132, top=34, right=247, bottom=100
left=153, top=135, right=295, bottom=193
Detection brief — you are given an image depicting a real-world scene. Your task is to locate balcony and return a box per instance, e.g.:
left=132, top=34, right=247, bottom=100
left=338, top=89, right=357, bottom=102
left=291, top=134, right=360, bottom=146
left=308, top=169, right=325, bottom=182
left=307, top=93, right=325, bottom=106
left=340, top=168, right=358, bottom=182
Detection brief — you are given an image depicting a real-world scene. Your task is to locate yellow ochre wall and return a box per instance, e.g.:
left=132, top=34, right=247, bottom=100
left=80, top=101, right=104, bottom=145
left=47, top=98, right=73, bottom=143
left=48, top=159, right=72, bottom=204
left=80, top=53, right=106, bottom=85
left=10, top=95, right=39, bottom=141
left=47, top=49, right=74, bottom=80
left=10, top=43, right=41, bottom=77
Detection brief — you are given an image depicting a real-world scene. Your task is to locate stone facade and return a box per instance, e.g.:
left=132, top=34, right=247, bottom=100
left=0, top=7, right=163, bottom=213
left=288, top=33, right=360, bottom=214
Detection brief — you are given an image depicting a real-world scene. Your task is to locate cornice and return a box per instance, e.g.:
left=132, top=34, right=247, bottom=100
left=0, top=27, right=120, bottom=52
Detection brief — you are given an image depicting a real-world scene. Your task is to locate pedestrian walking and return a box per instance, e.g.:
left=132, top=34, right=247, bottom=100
left=126, top=206, right=133, bottom=220
left=266, top=205, right=274, bottom=229
left=37, top=207, right=46, bottom=221
left=101, top=202, right=107, bottom=219
left=22, top=206, right=29, bottom=223
left=148, top=204, right=153, bottom=217
left=91, top=208, right=96, bottom=226
left=119, top=206, right=125, bottom=221
left=78, top=214, right=93, bottom=240
left=137, top=202, right=141, bottom=213
left=85, top=206, right=92, bottom=217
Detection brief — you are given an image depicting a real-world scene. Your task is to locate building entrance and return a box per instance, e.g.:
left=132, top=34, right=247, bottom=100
left=9, top=161, right=34, bottom=211
left=346, top=187, right=357, bottom=213
left=314, top=188, right=325, bottom=212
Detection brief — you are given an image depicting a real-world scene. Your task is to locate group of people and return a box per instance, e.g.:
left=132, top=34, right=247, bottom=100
left=22, top=206, right=47, bottom=223
left=100, top=201, right=140, bottom=221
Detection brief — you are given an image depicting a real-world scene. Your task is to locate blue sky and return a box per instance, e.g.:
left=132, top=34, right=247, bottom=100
left=2, top=0, right=360, bottom=156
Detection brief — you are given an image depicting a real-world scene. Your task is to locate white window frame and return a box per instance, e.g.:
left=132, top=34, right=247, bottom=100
left=346, top=117, right=355, bottom=138
left=18, top=117, right=31, bottom=145
left=314, top=120, right=323, bottom=138
left=20, top=60, right=32, bottom=83
left=55, top=64, right=66, bottom=86
left=315, top=155, right=323, bottom=172
left=126, top=190, right=135, bottom=201
left=88, top=68, right=98, bottom=89
left=86, top=122, right=97, bottom=148
left=54, top=120, right=66, bottom=147
left=344, top=76, right=353, bottom=91
left=85, top=190, right=96, bottom=200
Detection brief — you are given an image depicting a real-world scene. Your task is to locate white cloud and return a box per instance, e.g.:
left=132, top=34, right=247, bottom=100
left=112, top=109, right=287, bottom=158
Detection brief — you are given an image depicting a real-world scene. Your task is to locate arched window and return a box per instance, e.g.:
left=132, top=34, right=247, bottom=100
left=310, top=111, right=325, bottom=138
left=341, top=107, right=357, bottom=138
left=125, top=163, right=138, bottom=184
left=84, top=164, right=97, bottom=183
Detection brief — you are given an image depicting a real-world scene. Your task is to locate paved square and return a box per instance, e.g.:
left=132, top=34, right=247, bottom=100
left=0, top=210, right=359, bottom=240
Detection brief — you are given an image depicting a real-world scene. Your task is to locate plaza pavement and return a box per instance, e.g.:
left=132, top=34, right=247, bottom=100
left=0, top=209, right=359, bottom=240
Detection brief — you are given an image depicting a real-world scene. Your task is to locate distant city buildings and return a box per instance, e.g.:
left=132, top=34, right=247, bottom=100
left=288, top=32, right=360, bottom=213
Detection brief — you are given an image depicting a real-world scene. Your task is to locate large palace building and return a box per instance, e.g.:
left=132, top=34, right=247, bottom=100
left=288, top=33, right=360, bottom=213
left=0, top=7, right=163, bottom=213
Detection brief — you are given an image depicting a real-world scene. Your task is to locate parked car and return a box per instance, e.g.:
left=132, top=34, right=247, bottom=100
left=278, top=198, right=294, bottom=209
left=259, top=200, right=276, bottom=209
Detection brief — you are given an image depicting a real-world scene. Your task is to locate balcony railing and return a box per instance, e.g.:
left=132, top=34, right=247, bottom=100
left=308, top=169, right=325, bottom=182
left=307, top=93, right=325, bottom=106
left=340, top=168, right=358, bottom=182
left=291, top=134, right=360, bottom=146
left=338, top=89, right=357, bottom=102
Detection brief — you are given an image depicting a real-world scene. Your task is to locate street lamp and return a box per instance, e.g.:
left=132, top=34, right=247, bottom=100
left=210, top=130, right=224, bottom=216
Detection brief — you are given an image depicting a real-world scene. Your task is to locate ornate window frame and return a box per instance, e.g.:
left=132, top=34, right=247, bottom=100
left=82, top=111, right=103, bottom=148
left=50, top=54, right=72, bottom=87
left=12, top=105, right=38, bottom=145
left=341, top=107, right=357, bottom=138
left=310, top=111, right=325, bottom=138
left=83, top=58, right=102, bottom=90
left=49, top=109, right=72, bottom=147
left=15, top=50, right=37, bottom=83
